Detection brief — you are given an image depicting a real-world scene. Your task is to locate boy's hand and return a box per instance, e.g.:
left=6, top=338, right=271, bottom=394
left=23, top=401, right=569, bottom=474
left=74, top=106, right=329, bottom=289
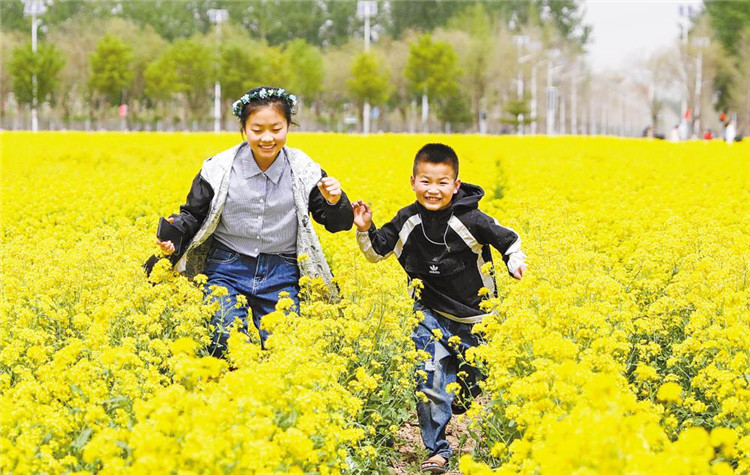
left=352, top=200, right=373, bottom=232
left=156, top=217, right=176, bottom=255
left=512, top=263, right=527, bottom=280
left=318, top=177, right=342, bottom=205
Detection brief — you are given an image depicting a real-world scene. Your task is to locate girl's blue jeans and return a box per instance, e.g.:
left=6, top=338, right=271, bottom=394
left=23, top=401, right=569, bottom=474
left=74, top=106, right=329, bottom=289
left=412, top=302, right=485, bottom=460
left=203, top=240, right=299, bottom=356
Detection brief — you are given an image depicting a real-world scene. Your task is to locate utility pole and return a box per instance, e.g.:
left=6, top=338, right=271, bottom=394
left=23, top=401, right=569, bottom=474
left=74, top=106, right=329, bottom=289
left=678, top=4, right=694, bottom=139
left=530, top=64, right=537, bottom=134
left=23, top=0, right=46, bottom=132
left=513, top=35, right=528, bottom=135
left=208, top=9, right=228, bottom=133
left=357, top=1, right=377, bottom=135
left=546, top=49, right=561, bottom=135
left=692, top=37, right=710, bottom=137
left=571, top=61, right=578, bottom=135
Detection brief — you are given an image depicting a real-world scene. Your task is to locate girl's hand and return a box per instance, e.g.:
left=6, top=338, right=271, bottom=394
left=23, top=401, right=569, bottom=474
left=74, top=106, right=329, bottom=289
left=352, top=200, right=373, bottom=232
left=318, top=177, right=342, bottom=205
left=156, top=217, right=176, bottom=255
left=512, top=263, right=527, bottom=280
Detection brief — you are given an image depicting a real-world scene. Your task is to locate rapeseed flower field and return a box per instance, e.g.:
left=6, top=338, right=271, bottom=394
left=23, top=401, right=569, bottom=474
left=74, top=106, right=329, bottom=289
left=1, top=132, right=748, bottom=473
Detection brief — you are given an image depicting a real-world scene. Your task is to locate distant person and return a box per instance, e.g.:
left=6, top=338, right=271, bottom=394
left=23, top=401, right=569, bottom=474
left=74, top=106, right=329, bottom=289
left=703, top=129, right=713, bottom=140
left=352, top=143, right=527, bottom=474
left=149, top=86, right=354, bottom=356
left=679, top=120, right=689, bottom=141
left=725, top=120, right=736, bottom=143
left=670, top=125, right=680, bottom=142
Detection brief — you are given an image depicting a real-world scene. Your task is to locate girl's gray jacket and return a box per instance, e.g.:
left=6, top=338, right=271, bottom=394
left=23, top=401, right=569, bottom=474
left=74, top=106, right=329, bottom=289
left=162, top=142, right=352, bottom=296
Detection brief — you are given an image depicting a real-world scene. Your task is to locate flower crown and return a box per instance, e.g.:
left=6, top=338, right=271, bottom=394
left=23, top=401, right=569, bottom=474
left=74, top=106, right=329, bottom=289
left=232, top=88, right=298, bottom=119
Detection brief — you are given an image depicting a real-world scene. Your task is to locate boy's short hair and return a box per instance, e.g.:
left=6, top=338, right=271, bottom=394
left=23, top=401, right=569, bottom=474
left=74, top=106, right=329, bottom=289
left=413, top=143, right=459, bottom=179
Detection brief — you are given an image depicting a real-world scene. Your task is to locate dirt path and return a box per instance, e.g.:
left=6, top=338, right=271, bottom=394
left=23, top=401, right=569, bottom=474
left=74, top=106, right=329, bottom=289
left=390, top=412, right=477, bottom=474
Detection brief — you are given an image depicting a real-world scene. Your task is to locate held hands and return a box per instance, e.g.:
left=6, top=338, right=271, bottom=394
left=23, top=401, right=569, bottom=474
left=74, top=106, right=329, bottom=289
left=512, top=262, right=528, bottom=280
left=351, top=200, right=373, bottom=232
left=317, top=177, right=342, bottom=205
left=156, top=217, right=176, bottom=255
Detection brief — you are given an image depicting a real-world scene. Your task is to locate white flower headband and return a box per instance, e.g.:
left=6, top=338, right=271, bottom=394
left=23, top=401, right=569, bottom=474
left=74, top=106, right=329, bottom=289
left=232, top=88, right=298, bottom=119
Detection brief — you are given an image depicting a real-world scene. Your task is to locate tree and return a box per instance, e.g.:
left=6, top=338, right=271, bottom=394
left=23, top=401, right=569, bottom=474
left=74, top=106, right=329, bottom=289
left=102, top=18, right=167, bottom=128
left=727, top=26, right=750, bottom=132
left=219, top=42, right=269, bottom=106
left=386, top=0, right=467, bottom=38
left=500, top=97, right=533, bottom=131
left=704, top=1, right=750, bottom=57
left=320, top=44, right=356, bottom=130
left=483, top=0, right=590, bottom=47
left=446, top=3, right=495, bottom=129
left=144, top=39, right=212, bottom=127
left=89, top=34, right=134, bottom=106
left=347, top=52, right=390, bottom=108
left=405, top=34, right=460, bottom=131
left=436, top=91, right=474, bottom=132
left=1, top=30, right=25, bottom=121
left=8, top=43, right=65, bottom=108
left=704, top=3, right=750, bottom=131
left=285, top=39, right=324, bottom=102
left=380, top=37, right=412, bottom=131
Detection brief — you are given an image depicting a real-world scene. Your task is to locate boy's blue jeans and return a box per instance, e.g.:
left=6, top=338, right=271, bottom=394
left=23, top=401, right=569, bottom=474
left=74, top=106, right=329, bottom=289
left=203, top=241, right=299, bottom=356
left=412, top=302, right=485, bottom=460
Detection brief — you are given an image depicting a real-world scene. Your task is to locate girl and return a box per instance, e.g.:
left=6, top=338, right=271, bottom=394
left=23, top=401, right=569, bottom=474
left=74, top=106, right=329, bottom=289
left=155, top=86, right=353, bottom=355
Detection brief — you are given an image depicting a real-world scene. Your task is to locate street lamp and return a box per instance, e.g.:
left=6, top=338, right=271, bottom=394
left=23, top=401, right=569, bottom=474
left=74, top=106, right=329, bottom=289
left=357, top=0, right=377, bottom=135
left=208, top=8, right=228, bottom=133
left=692, top=36, right=710, bottom=138
left=678, top=3, right=697, bottom=139
left=546, top=49, right=562, bottom=135
left=513, top=35, right=528, bottom=135
left=22, top=0, right=46, bottom=132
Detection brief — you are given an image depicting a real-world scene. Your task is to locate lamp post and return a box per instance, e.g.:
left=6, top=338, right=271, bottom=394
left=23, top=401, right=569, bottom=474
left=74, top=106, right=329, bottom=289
left=208, top=8, right=228, bottom=133
left=678, top=4, right=695, bottom=139
left=357, top=0, right=377, bottom=135
left=513, top=35, right=528, bottom=135
left=23, top=0, right=46, bottom=132
left=692, top=36, right=709, bottom=138
left=520, top=40, right=541, bottom=134
left=546, top=49, right=562, bottom=135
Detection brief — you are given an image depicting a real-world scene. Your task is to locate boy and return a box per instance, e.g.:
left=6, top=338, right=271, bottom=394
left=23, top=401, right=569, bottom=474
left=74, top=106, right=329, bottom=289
left=352, top=143, right=526, bottom=474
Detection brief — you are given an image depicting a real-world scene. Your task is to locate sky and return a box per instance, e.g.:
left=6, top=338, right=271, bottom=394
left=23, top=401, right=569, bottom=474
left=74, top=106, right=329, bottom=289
left=582, top=0, right=704, bottom=73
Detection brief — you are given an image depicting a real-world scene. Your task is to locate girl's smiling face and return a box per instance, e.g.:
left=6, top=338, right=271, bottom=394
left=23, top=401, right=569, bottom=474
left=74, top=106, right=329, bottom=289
left=243, top=105, right=289, bottom=164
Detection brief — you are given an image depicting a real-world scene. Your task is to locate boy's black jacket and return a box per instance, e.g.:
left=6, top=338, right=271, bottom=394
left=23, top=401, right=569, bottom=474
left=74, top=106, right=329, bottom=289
left=359, top=183, right=521, bottom=319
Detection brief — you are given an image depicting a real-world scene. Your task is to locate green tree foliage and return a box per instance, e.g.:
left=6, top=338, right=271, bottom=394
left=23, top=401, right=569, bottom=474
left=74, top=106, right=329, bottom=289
left=144, top=39, right=212, bottom=121
left=704, top=0, right=750, bottom=57
left=88, top=34, right=134, bottom=105
left=448, top=3, right=494, bottom=127
left=436, top=91, right=474, bottom=131
left=501, top=97, right=533, bottom=130
left=120, top=1, right=210, bottom=42
left=218, top=42, right=269, bottom=102
left=387, top=0, right=467, bottom=37
left=704, top=1, right=750, bottom=126
left=348, top=52, right=390, bottom=107
left=8, top=43, right=64, bottom=107
left=483, top=0, right=590, bottom=46
left=262, top=45, right=291, bottom=88
left=405, top=34, right=460, bottom=102
left=285, top=39, right=324, bottom=101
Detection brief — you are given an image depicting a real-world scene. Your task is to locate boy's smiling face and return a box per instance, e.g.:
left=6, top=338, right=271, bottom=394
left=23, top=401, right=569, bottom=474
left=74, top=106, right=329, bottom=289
left=411, top=161, right=461, bottom=211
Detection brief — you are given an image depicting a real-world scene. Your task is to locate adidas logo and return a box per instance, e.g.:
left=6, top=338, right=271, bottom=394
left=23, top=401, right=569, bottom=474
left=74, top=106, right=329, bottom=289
left=429, top=265, right=440, bottom=274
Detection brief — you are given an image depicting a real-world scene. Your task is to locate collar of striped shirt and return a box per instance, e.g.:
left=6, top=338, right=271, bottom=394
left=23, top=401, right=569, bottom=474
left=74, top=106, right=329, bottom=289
left=239, top=143, right=287, bottom=184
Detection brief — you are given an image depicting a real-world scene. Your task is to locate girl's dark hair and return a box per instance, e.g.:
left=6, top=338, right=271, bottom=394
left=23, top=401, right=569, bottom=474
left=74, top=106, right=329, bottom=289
left=413, top=143, right=459, bottom=179
left=237, top=86, right=298, bottom=134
